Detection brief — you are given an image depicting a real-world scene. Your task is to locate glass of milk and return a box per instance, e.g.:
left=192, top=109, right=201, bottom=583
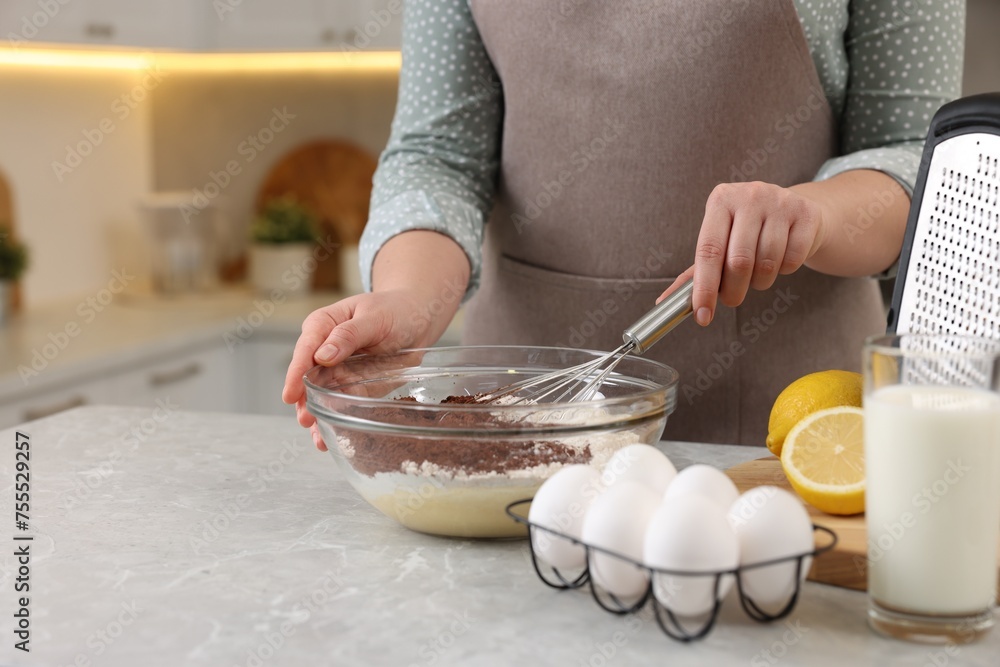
left=864, top=334, right=1000, bottom=644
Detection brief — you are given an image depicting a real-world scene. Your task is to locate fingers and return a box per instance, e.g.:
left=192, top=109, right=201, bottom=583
left=315, top=306, right=390, bottom=367
left=311, top=424, right=327, bottom=452
left=718, top=209, right=763, bottom=308
left=655, top=266, right=695, bottom=304
left=295, top=397, right=316, bottom=429
left=750, top=217, right=790, bottom=291
left=783, top=215, right=821, bottom=275
left=692, top=187, right=735, bottom=325
left=282, top=306, right=346, bottom=405
left=692, top=182, right=825, bottom=323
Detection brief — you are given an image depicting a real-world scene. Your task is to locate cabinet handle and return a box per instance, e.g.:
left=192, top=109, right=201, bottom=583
left=84, top=23, right=116, bottom=39
left=24, top=395, right=87, bottom=421
left=149, top=363, right=202, bottom=387
left=319, top=27, right=338, bottom=44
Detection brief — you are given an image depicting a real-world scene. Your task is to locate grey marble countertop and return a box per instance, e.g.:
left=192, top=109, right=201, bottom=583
left=1, top=406, right=996, bottom=666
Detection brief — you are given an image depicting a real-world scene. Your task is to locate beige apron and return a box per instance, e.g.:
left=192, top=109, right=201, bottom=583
left=463, top=0, right=887, bottom=445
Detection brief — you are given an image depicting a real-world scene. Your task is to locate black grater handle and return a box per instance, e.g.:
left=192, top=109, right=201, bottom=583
left=930, top=92, right=1000, bottom=138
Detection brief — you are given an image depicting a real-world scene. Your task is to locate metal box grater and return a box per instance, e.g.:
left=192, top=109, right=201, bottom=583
left=887, top=92, right=1000, bottom=340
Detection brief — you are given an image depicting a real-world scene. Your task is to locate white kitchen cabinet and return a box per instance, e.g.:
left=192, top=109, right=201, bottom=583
left=0, top=0, right=210, bottom=50
left=0, top=0, right=90, bottom=46
left=0, top=376, right=116, bottom=428
left=213, top=0, right=399, bottom=52
left=0, top=0, right=400, bottom=52
left=110, top=345, right=239, bottom=414
left=214, top=0, right=328, bottom=51
left=85, top=0, right=211, bottom=50
left=239, top=336, right=297, bottom=418
left=351, top=0, right=403, bottom=51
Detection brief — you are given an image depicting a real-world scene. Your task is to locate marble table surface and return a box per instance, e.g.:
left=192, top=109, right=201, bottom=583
left=1, top=406, right=997, bottom=666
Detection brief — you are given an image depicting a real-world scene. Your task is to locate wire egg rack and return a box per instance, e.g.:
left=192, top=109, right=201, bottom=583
left=505, top=499, right=838, bottom=642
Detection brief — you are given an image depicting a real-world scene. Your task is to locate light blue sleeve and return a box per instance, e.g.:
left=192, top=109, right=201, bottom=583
left=359, top=0, right=502, bottom=299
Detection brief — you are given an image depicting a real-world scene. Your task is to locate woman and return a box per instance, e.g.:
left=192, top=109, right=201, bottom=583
left=284, top=0, right=965, bottom=448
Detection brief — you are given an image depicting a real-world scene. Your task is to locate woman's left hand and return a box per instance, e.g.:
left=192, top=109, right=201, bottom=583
left=658, top=181, right=829, bottom=325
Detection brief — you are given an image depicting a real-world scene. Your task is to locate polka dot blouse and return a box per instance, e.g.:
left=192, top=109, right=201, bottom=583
left=359, top=0, right=966, bottom=295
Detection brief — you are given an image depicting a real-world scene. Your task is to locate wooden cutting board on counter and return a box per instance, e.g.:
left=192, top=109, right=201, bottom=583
left=726, top=458, right=1000, bottom=594
left=251, top=139, right=377, bottom=291
left=725, top=457, right=868, bottom=591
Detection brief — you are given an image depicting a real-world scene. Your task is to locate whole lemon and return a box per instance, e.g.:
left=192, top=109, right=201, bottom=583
left=766, top=370, right=863, bottom=456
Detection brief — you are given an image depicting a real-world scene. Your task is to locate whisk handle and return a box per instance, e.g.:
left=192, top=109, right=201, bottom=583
left=622, top=280, right=694, bottom=355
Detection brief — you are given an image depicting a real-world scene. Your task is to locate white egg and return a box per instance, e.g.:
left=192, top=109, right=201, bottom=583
left=601, top=444, right=677, bottom=495
left=728, top=486, right=814, bottom=607
left=581, top=481, right=660, bottom=599
left=643, top=494, right=740, bottom=617
left=663, top=464, right=739, bottom=511
left=528, top=465, right=604, bottom=569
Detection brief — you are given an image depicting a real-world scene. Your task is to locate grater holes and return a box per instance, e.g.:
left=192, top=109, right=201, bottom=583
left=899, top=138, right=1000, bottom=340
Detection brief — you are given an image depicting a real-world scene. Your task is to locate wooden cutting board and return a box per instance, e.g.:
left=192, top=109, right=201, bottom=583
left=726, top=458, right=1000, bottom=594
left=250, top=139, right=377, bottom=291
left=725, top=457, right=868, bottom=591
left=0, top=170, right=22, bottom=311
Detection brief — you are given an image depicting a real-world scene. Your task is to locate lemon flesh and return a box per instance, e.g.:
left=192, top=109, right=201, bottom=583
left=780, top=406, right=865, bottom=516
left=766, top=370, right=862, bottom=456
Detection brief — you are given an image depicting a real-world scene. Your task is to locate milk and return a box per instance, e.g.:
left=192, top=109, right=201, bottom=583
left=865, top=385, right=1000, bottom=615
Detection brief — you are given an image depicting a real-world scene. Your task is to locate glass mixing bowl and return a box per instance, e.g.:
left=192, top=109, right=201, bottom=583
left=305, top=346, right=679, bottom=538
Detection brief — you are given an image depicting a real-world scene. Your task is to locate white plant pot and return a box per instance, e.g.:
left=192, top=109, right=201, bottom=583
left=0, top=281, right=10, bottom=327
left=248, top=243, right=314, bottom=295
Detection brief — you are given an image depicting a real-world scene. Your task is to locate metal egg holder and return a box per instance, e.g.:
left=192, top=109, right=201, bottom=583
left=505, top=499, right=838, bottom=642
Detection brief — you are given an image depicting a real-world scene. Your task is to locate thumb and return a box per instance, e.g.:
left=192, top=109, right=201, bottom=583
left=314, top=312, right=387, bottom=366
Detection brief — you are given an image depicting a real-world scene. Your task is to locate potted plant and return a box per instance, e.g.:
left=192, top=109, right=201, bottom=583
left=248, top=196, right=319, bottom=295
left=0, top=231, right=28, bottom=326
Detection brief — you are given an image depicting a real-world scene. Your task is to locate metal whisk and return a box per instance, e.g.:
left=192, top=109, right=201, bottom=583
left=480, top=281, right=695, bottom=404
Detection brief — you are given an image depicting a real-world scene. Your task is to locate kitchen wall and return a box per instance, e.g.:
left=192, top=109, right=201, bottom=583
left=964, top=0, right=1000, bottom=96
left=149, top=70, right=398, bottom=263
left=2, top=0, right=998, bottom=309
left=0, top=67, right=153, bottom=304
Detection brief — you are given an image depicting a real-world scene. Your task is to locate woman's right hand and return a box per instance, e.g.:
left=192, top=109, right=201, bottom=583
left=281, top=288, right=446, bottom=451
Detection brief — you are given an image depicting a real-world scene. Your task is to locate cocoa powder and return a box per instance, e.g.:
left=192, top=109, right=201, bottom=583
left=344, top=395, right=591, bottom=477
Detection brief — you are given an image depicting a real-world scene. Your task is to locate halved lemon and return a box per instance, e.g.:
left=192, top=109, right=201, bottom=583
left=780, top=406, right=865, bottom=516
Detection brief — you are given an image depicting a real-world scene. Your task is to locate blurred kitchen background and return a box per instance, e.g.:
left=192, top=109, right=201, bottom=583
left=0, top=0, right=997, bottom=428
